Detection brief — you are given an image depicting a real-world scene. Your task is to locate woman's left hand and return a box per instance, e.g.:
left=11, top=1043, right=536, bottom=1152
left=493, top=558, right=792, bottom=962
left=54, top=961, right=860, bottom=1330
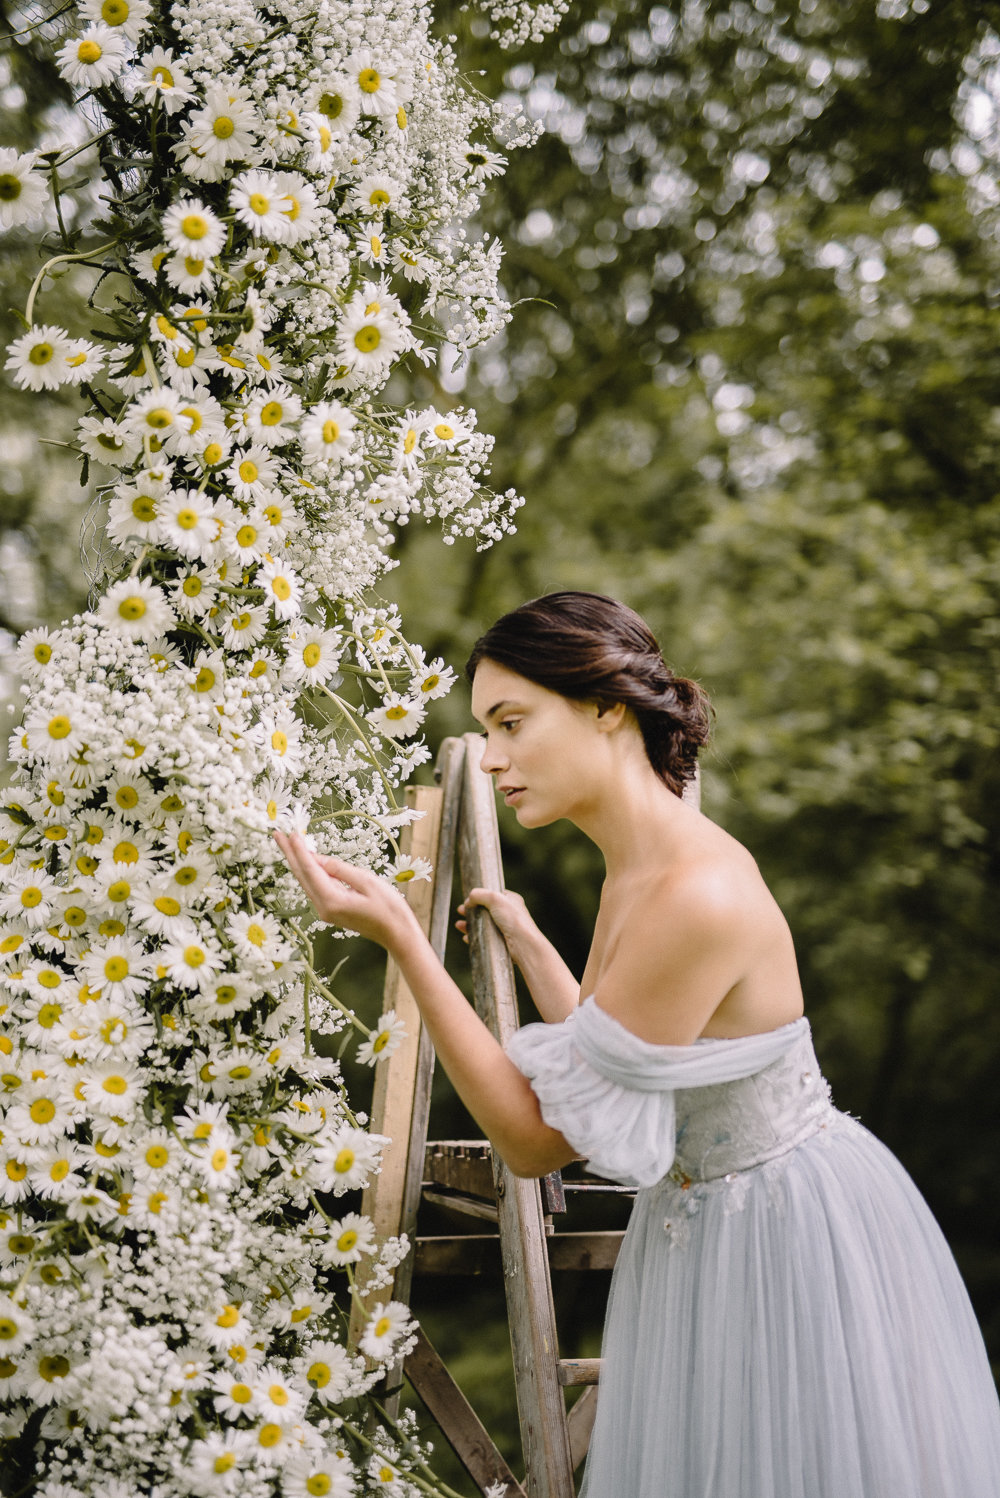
left=274, top=831, right=415, bottom=950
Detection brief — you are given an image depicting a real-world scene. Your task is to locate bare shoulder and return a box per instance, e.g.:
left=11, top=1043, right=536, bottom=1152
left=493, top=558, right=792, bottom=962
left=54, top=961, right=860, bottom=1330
left=591, top=830, right=787, bottom=1044
left=648, top=828, right=774, bottom=933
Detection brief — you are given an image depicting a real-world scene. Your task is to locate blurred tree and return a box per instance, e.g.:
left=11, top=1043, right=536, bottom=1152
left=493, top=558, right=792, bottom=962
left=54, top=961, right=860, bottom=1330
left=381, top=0, right=1000, bottom=1369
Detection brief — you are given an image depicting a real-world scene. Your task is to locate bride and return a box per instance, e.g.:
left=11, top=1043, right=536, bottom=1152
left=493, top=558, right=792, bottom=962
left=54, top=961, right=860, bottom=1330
left=277, top=590, right=1000, bottom=1497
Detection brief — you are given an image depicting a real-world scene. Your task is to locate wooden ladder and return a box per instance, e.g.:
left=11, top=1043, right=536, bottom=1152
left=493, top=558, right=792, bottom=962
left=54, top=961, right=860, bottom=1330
left=348, top=733, right=630, bottom=1497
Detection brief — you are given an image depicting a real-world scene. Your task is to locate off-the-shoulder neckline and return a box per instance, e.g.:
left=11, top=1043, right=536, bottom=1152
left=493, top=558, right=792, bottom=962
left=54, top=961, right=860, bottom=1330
left=577, top=994, right=809, bottom=1050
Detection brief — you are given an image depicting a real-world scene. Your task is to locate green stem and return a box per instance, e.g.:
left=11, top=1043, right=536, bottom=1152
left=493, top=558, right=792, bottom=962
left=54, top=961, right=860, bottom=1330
left=24, top=241, right=117, bottom=326
left=51, top=125, right=117, bottom=168
left=317, top=687, right=400, bottom=810
left=338, top=1418, right=467, bottom=1498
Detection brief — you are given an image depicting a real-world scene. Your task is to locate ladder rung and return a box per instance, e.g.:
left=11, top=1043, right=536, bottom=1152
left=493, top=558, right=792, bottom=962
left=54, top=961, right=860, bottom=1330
left=414, top=1230, right=625, bottom=1276
left=557, top=1358, right=602, bottom=1387
left=424, top=1142, right=495, bottom=1199
left=421, top=1189, right=499, bottom=1223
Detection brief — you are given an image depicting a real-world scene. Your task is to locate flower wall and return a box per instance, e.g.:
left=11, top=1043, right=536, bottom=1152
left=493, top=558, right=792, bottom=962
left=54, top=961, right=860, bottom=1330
left=0, top=0, right=564, bottom=1491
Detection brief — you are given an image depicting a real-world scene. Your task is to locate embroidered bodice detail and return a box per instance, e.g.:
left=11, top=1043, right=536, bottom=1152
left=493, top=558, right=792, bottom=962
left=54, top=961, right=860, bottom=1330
left=505, top=997, right=834, bottom=1189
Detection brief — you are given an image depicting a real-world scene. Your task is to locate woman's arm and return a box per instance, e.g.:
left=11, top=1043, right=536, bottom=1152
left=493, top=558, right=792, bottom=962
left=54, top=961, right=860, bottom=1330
left=275, top=833, right=577, bottom=1177
left=456, top=887, right=579, bottom=1022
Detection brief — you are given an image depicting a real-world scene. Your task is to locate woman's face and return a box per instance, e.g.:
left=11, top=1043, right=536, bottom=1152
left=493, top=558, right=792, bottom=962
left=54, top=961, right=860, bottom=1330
left=470, top=658, right=613, bottom=828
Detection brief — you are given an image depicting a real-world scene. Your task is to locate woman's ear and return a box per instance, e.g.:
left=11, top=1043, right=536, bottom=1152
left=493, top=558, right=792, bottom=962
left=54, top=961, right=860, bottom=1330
left=594, top=700, right=628, bottom=732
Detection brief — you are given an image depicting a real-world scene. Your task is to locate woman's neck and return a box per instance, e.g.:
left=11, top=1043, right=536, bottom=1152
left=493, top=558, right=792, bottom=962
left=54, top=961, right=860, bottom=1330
left=573, top=756, right=697, bottom=880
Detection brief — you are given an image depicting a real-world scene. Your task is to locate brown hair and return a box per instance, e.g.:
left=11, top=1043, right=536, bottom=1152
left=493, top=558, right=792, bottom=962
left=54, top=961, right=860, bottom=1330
left=466, top=592, right=711, bottom=797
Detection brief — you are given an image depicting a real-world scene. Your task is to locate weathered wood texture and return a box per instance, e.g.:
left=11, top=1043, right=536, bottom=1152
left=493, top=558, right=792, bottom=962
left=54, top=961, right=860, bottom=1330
left=458, top=732, right=577, bottom=1498
left=404, top=1326, right=528, bottom=1498
left=414, top=1231, right=624, bottom=1277
left=349, top=782, right=443, bottom=1353
left=566, top=1386, right=600, bottom=1472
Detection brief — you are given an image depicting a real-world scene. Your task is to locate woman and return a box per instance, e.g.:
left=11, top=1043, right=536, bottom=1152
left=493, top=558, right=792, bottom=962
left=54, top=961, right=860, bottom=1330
left=277, top=591, right=1000, bottom=1497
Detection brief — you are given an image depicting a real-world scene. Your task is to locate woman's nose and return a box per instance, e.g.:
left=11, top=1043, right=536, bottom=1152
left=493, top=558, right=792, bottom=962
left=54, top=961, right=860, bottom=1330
left=478, top=737, right=507, bottom=775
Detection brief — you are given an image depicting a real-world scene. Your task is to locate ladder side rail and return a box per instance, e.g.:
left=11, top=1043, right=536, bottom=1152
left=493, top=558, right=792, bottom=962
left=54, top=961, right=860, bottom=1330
left=349, top=782, right=445, bottom=1349
left=392, top=736, right=468, bottom=1301
left=458, top=732, right=576, bottom=1498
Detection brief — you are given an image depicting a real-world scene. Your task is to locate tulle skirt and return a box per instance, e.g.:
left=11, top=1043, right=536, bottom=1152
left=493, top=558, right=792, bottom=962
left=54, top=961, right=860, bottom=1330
left=579, top=1115, right=1000, bottom=1498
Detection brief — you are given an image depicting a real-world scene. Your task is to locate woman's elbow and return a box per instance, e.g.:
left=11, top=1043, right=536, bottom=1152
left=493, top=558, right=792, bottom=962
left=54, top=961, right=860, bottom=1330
left=497, top=1136, right=578, bottom=1180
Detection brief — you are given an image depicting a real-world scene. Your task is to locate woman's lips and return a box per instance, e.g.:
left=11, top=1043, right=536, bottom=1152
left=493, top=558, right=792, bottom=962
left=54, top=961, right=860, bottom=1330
left=501, top=787, right=524, bottom=805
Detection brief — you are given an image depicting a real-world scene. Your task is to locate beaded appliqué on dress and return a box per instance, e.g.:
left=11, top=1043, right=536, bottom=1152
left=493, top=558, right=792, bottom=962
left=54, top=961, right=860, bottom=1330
left=655, top=1028, right=841, bottom=1249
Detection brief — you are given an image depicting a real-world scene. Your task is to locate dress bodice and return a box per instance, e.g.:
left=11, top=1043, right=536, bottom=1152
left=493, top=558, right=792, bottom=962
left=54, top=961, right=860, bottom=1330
left=505, top=997, right=835, bottom=1188
left=671, top=1023, right=834, bottom=1182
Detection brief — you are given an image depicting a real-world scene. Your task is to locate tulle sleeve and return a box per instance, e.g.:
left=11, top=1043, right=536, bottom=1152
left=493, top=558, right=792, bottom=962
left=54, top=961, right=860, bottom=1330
left=505, top=999, right=808, bottom=1189
left=506, top=1009, right=678, bottom=1187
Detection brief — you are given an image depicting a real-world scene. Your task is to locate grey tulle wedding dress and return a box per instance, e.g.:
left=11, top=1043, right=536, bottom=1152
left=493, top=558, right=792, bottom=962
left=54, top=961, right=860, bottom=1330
left=506, top=998, right=1000, bottom=1497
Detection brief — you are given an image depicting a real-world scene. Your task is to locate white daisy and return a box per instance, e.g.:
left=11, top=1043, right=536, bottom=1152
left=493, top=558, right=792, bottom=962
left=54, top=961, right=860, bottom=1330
left=0, top=1301, right=36, bottom=1357
left=185, top=1431, right=250, bottom=1493
left=297, top=1341, right=355, bottom=1404
left=182, top=83, right=260, bottom=174
left=324, top=1211, right=376, bottom=1266
left=256, top=707, right=304, bottom=774
left=24, top=700, right=87, bottom=766
left=312, top=1124, right=383, bottom=1194
left=5, top=325, right=73, bottom=392
left=386, top=853, right=433, bottom=885
left=96, top=577, right=176, bottom=642
left=61, top=339, right=104, bottom=384
left=358, top=1300, right=411, bottom=1360
left=158, top=488, right=220, bottom=561
left=223, top=508, right=275, bottom=566
left=124, top=385, right=194, bottom=444
left=392, top=245, right=431, bottom=285
left=367, top=694, right=426, bottom=740
left=225, top=910, right=291, bottom=964
left=283, top=1450, right=356, bottom=1498
left=272, top=171, right=320, bottom=245
left=161, top=199, right=227, bottom=259
left=299, top=400, right=356, bottom=464
left=79, top=0, right=152, bottom=43
left=413, top=657, right=457, bottom=701
left=217, top=602, right=269, bottom=651
left=346, top=49, right=401, bottom=121
left=81, top=1059, right=146, bottom=1118
left=0, top=150, right=48, bottom=232
left=55, top=25, right=127, bottom=88
left=196, top=1127, right=241, bottom=1191
left=349, top=171, right=400, bottom=216
left=422, top=411, right=472, bottom=452
left=304, top=74, right=361, bottom=137
left=335, top=288, right=407, bottom=379
left=257, top=557, right=302, bottom=620
left=357, top=221, right=390, bottom=269
left=79, top=937, right=151, bottom=1004
left=245, top=389, right=301, bottom=447
left=356, top=1008, right=408, bottom=1066
left=229, top=169, right=294, bottom=241
left=212, top=1368, right=260, bottom=1419
left=161, top=937, right=225, bottom=990
left=463, top=143, right=507, bottom=182
left=163, top=251, right=216, bottom=297
left=281, top=623, right=342, bottom=685
left=76, top=415, right=141, bottom=468
left=133, top=45, right=196, bottom=113
left=226, top=445, right=279, bottom=502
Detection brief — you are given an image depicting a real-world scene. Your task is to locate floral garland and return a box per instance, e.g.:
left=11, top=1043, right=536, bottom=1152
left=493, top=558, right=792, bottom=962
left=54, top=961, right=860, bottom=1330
left=0, top=0, right=564, bottom=1491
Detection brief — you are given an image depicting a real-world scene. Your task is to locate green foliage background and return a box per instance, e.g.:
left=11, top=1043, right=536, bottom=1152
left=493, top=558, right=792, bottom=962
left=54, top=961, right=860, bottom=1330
left=3, top=0, right=999, bottom=1484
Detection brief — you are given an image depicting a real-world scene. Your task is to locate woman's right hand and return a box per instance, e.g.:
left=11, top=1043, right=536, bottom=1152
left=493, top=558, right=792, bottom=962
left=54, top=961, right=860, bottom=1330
left=456, top=887, right=538, bottom=965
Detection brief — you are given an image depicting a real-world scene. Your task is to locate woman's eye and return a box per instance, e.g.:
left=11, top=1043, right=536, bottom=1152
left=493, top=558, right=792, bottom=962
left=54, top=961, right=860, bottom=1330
left=500, top=719, right=519, bottom=732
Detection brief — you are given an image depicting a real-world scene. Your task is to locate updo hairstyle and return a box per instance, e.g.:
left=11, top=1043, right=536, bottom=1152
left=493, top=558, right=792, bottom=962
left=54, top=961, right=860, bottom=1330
left=465, top=592, right=711, bottom=798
